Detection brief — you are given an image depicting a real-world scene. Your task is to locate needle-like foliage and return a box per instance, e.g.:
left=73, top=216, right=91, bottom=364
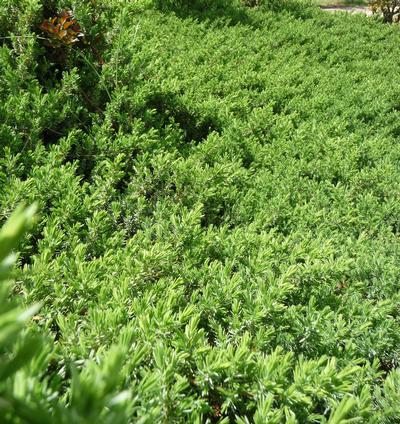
left=1, top=0, right=400, bottom=422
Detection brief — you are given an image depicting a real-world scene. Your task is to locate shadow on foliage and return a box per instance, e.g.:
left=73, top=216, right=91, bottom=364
left=156, top=0, right=315, bottom=28
left=156, top=1, right=258, bottom=28
left=143, top=92, right=221, bottom=144
left=263, top=0, right=316, bottom=19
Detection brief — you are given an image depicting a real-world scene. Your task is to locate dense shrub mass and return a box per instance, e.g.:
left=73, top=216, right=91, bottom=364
left=1, top=0, right=400, bottom=422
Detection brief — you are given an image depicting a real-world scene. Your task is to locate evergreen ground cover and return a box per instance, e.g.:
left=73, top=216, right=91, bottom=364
left=1, top=0, right=400, bottom=422
left=318, top=1, right=367, bottom=6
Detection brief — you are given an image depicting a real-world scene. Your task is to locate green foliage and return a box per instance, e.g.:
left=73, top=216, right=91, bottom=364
left=1, top=0, right=400, bottom=422
left=0, top=207, right=134, bottom=424
left=0, top=205, right=41, bottom=420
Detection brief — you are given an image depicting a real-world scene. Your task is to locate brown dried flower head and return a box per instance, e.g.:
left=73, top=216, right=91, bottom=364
left=40, top=10, right=84, bottom=47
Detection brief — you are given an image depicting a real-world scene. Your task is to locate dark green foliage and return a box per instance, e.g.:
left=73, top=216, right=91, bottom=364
left=1, top=0, right=400, bottom=422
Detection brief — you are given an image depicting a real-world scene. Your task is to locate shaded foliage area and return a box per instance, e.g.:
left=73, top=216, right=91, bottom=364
left=1, top=0, right=400, bottom=422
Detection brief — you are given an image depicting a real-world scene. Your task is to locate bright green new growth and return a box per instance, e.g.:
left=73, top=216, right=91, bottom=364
left=1, top=0, right=400, bottom=422
left=0, top=206, right=41, bottom=418
left=0, top=208, right=135, bottom=424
